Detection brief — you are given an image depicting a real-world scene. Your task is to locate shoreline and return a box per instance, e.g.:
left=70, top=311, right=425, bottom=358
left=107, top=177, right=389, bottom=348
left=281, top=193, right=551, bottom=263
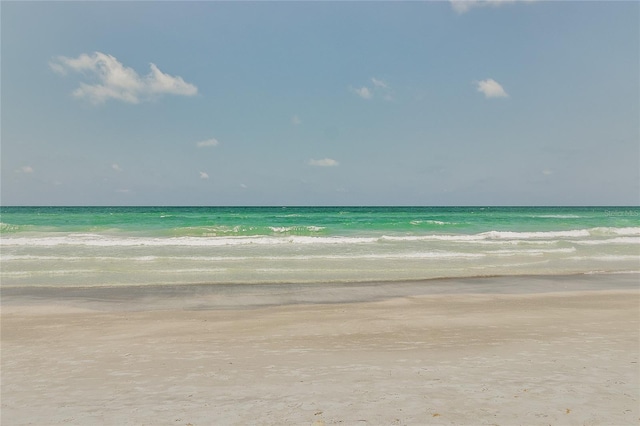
left=2, top=274, right=639, bottom=425
left=2, top=272, right=639, bottom=312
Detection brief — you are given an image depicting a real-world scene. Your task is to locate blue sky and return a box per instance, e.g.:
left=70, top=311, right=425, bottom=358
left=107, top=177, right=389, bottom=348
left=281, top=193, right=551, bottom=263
left=2, top=1, right=638, bottom=206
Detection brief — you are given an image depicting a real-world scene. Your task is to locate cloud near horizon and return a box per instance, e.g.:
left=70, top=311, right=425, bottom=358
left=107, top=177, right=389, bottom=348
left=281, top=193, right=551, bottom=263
left=309, top=158, right=339, bottom=167
left=450, top=0, right=530, bottom=14
left=476, top=78, right=509, bottom=98
left=196, top=138, right=220, bottom=148
left=50, top=52, right=198, bottom=104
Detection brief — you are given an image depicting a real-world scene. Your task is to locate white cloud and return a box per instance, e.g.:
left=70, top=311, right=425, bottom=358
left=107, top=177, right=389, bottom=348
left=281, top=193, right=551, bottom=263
left=351, top=86, right=373, bottom=100
left=112, top=163, right=123, bottom=172
left=146, top=63, right=196, bottom=96
left=351, top=78, right=393, bottom=101
left=292, top=115, right=302, bottom=125
left=309, top=158, right=339, bottom=167
left=50, top=52, right=198, bottom=104
left=196, top=138, right=220, bottom=148
left=49, top=62, right=66, bottom=75
left=450, top=0, right=525, bottom=14
left=542, top=169, right=553, bottom=176
left=199, top=171, right=210, bottom=179
left=476, top=78, right=509, bottom=98
left=18, top=166, right=34, bottom=173
left=240, top=183, right=248, bottom=189
left=371, top=77, right=388, bottom=89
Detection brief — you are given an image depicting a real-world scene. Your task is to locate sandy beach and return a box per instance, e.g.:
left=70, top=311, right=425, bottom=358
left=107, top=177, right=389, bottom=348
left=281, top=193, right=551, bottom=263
left=2, top=275, right=639, bottom=426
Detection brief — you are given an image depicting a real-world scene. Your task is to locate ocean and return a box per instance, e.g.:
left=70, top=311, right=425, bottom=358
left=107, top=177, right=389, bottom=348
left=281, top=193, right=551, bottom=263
left=1, top=206, right=638, bottom=288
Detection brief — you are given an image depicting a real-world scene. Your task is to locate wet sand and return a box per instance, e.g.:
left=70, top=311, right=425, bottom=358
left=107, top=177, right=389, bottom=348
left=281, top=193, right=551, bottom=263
left=2, top=274, right=639, bottom=425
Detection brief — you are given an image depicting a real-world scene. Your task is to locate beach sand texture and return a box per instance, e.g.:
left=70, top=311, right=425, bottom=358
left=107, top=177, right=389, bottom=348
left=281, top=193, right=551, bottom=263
left=2, top=279, right=639, bottom=425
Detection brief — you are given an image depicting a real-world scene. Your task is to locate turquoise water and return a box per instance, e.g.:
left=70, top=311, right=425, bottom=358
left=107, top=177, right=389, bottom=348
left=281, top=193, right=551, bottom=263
left=1, top=206, right=638, bottom=287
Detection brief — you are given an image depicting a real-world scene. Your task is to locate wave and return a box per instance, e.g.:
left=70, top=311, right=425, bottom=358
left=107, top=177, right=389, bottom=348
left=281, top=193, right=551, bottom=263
left=269, top=226, right=326, bottom=233
left=589, top=227, right=640, bottom=236
left=2, top=227, right=639, bottom=247
left=380, top=228, right=634, bottom=241
left=6, top=247, right=614, bottom=263
left=479, top=230, right=590, bottom=239
left=0, top=235, right=379, bottom=247
left=0, top=251, right=488, bottom=262
left=575, top=237, right=640, bottom=245
left=409, top=220, right=450, bottom=225
left=485, top=248, right=577, bottom=256
left=177, top=224, right=328, bottom=237
left=527, top=214, right=582, bottom=219
left=570, top=255, right=640, bottom=262
left=0, top=222, right=30, bottom=233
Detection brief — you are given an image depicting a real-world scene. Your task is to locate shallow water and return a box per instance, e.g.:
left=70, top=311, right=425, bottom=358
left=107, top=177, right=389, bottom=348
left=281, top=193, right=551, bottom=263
left=1, top=206, right=638, bottom=287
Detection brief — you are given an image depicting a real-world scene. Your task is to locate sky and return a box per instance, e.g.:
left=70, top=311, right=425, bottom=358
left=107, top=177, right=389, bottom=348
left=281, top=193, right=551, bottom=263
left=1, top=1, right=638, bottom=206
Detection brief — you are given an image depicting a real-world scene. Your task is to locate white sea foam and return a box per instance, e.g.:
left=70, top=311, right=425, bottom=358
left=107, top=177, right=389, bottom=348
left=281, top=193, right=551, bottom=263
left=301, top=252, right=486, bottom=260
left=0, top=222, right=18, bottom=232
left=528, top=214, right=581, bottom=219
left=0, top=235, right=379, bottom=247
left=410, top=220, right=448, bottom=225
left=569, top=255, right=640, bottom=262
left=379, top=234, right=485, bottom=242
left=575, top=237, right=640, bottom=245
left=473, top=239, right=561, bottom=246
left=485, top=247, right=577, bottom=256
left=381, top=229, right=613, bottom=242
left=2, top=269, right=97, bottom=276
left=0, top=254, right=252, bottom=262
left=0, top=252, right=485, bottom=263
left=480, top=230, right=590, bottom=239
left=2, top=227, right=639, bottom=248
left=589, top=227, right=640, bottom=236
left=583, top=270, right=640, bottom=275
left=268, top=226, right=325, bottom=233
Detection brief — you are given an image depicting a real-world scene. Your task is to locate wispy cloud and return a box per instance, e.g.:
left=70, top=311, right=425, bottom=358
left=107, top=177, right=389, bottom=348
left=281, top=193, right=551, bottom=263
left=50, top=52, right=198, bottom=104
left=371, top=77, right=388, bottom=89
left=196, top=138, right=219, bottom=148
left=199, top=171, right=210, bottom=179
left=291, top=115, right=302, bottom=125
left=450, top=0, right=528, bottom=14
left=18, top=166, right=34, bottom=173
left=351, top=77, right=393, bottom=101
left=309, top=158, right=339, bottom=167
left=350, top=86, right=373, bottom=100
left=111, top=163, right=123, bottom=172
left=476, top=78, right=509, bottom=98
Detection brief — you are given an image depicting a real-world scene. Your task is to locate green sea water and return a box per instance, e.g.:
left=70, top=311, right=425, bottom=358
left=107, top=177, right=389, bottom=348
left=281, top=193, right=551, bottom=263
left=2, top=206, right=638, bottom=236
left=1, top=206, right=638, bottom=287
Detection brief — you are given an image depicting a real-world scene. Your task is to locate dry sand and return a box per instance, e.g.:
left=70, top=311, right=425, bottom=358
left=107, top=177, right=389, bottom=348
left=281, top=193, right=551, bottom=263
left=1, top=277, right=639, bottom=425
